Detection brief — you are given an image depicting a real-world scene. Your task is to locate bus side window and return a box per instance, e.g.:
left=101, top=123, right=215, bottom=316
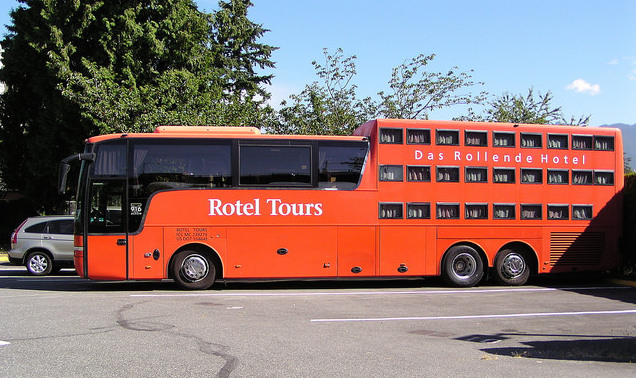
left=240, top=145, right=311, bottom=186
left=88, top=180, right=125, bottom=233
left=318, top=142, right=367, bottom=189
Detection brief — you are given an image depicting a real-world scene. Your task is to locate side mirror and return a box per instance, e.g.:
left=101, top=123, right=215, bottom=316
left=58, top=162, right=71, bottom=194
left=58, top=153, right=95, bottom=194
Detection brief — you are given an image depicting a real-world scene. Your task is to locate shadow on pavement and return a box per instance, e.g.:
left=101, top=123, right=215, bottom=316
left=480, top=334, right=636, bottom=363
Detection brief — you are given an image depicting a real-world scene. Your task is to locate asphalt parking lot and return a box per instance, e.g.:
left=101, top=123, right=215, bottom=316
left=1, top=262, right=636, bottom=377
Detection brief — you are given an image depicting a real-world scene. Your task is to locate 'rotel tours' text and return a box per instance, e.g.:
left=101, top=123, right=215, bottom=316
left=208, top=198, right=323, bottom=216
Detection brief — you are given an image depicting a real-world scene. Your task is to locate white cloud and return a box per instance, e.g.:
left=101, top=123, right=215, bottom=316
left=566, top=79, right=601, bottom=95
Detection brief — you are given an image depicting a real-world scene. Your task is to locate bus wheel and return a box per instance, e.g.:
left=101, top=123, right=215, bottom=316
left=442, top=245, right=484, bottom=287
left=172, top=251, right=216, bottom=290
left=494, top=249, right=529, bottom=286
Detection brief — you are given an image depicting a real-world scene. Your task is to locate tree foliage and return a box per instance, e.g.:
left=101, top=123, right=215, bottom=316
left=0, top=0, right=276, bottom=211
left=459, top=88, right=590, bottom=126
left=271, top=48, right=368, bottom=135
left=272, top=49, right=487, bottom=135
left=374, top=54, right=487, bottom=120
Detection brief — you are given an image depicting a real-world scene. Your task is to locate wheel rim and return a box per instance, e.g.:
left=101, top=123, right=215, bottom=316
left=451, top=252, right=477, bottom=279
left=179, top=254, right=209, bottom=283
left=29, top=254, right=48, bottom=274
left=500, top=253, right=526, bottom=279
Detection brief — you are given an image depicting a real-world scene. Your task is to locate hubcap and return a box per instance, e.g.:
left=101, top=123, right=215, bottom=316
left=29, top=255, right=48, bottom=273
left=180, top=255, right=209, bottom=282
left=452, top=252, right=477, bottom=278
left=501, top=253, right=525, bottom=279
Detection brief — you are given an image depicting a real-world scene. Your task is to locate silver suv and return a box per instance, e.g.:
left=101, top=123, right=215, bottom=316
left=8, top=216, right=75, bottom=275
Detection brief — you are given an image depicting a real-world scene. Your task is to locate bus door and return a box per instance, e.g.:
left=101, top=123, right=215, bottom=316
left=85, top=179, right=128, bottom=279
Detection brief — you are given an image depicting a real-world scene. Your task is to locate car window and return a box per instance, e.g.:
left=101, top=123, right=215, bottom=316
left=25, top=222, right=47, bottom=234
left=48, top=220, right=73, bottom=235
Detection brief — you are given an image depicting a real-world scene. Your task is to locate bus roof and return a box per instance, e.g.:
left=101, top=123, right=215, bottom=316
left=86, top=126, right=368, bottom=143
left=354, top=119, right=621, bottom=136
left=85, top=120, right=621, bottom=144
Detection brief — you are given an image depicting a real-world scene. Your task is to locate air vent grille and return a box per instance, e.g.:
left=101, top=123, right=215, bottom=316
left=550, top=232, right=604, bottom=266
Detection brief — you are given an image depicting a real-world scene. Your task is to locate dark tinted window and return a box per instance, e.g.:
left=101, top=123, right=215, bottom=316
left=240, top=145, right=311, bottom=186
left=379, top=128, right=403, bottom=144
left=493, top=168, right=515, bottom=183
left=318, top=142, right=367, bottom=189
left=594, top=136, right=614, bottom=151
left=25, top=222, right=47, bottom=234
left=493, top=132, right=515, bottom=147
left=88, top=180, right=126, bottom=234
left=494, top=204, right=515, bottom=219
left=572, top=135, right=593, bottom=150
left=91, top=141, right=127, bottom=176
left=520, top=133, right=542, bottom=148
left=465, top=131, right=487, bottom=146
left=437, top=203, right=460, bottom=219
left=379, top=203, right=403, bottom=219
left=407, top=129, right=430, bottom=144
left=132, top=141, right=232, bottom=194
left=380, top=165, right=403, bottom=182
left=48, top=220, right=73, bottom=234
left=548, top=134, right=568, bottom=149
left=436, top=130, right=459, bottom=145
left=465, top=167, right=487, bottom=182
left=436, top=167, right=460, bottom=182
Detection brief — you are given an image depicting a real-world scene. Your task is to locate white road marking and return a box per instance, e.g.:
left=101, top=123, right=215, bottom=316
left=310, top=309, right=636, bottom=323
left=0, top=341, right=10, bottom=346
left=130, top=286, right=629, bottom=298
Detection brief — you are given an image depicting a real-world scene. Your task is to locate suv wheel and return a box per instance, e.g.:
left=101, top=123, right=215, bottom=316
left=26, top=251, right=53, bottom=276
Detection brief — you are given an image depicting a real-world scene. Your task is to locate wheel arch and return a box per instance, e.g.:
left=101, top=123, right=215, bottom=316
left=167, top=243, right=223, bottom=280
left=441, top=241, right=488, bottom=272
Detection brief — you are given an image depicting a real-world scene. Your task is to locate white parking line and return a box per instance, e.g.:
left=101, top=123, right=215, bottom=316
left=130, top=286, right=630, bottom=298
left=310, top=309, right=636, bottom=323
left=0, top=341, right=10, bottom=346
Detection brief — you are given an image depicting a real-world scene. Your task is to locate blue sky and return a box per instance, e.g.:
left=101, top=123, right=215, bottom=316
left=1, top=1, right=634, bottom=126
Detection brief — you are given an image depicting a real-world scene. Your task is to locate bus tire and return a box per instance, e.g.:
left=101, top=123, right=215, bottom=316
left=171, top=250, right=216, bottom=290
left=26, top=251, right=54, bottom=276
left=442, top=245, right=484, bottom=287
left=494, top=249, right=530, bottom=286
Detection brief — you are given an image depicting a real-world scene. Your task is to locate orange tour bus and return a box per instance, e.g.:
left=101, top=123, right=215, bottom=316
left=58, top=119, right=623, bottom=289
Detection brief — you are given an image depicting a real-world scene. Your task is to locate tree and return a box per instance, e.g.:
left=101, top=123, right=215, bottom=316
left=460, top=88, right=590, bottom=126
left=625, top=155, right=633, bottom=174
left=210, top=0, right=276, bottom=102
left=0, top=0, right=276, bottom=211
left=374, top=54, right=488, bottom=120
left=273, top=49, right=487, bottom=135
left=271, top=48, right=368, bottom=135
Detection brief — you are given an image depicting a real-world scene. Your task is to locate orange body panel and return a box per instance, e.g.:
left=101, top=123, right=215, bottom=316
left=379, top=226, right=429, bottom=276
left=130, top=227, right=164, bottom=279
left=337, top=227, right=376, bottom=277
left=226, top=226, right=337, bottom=278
